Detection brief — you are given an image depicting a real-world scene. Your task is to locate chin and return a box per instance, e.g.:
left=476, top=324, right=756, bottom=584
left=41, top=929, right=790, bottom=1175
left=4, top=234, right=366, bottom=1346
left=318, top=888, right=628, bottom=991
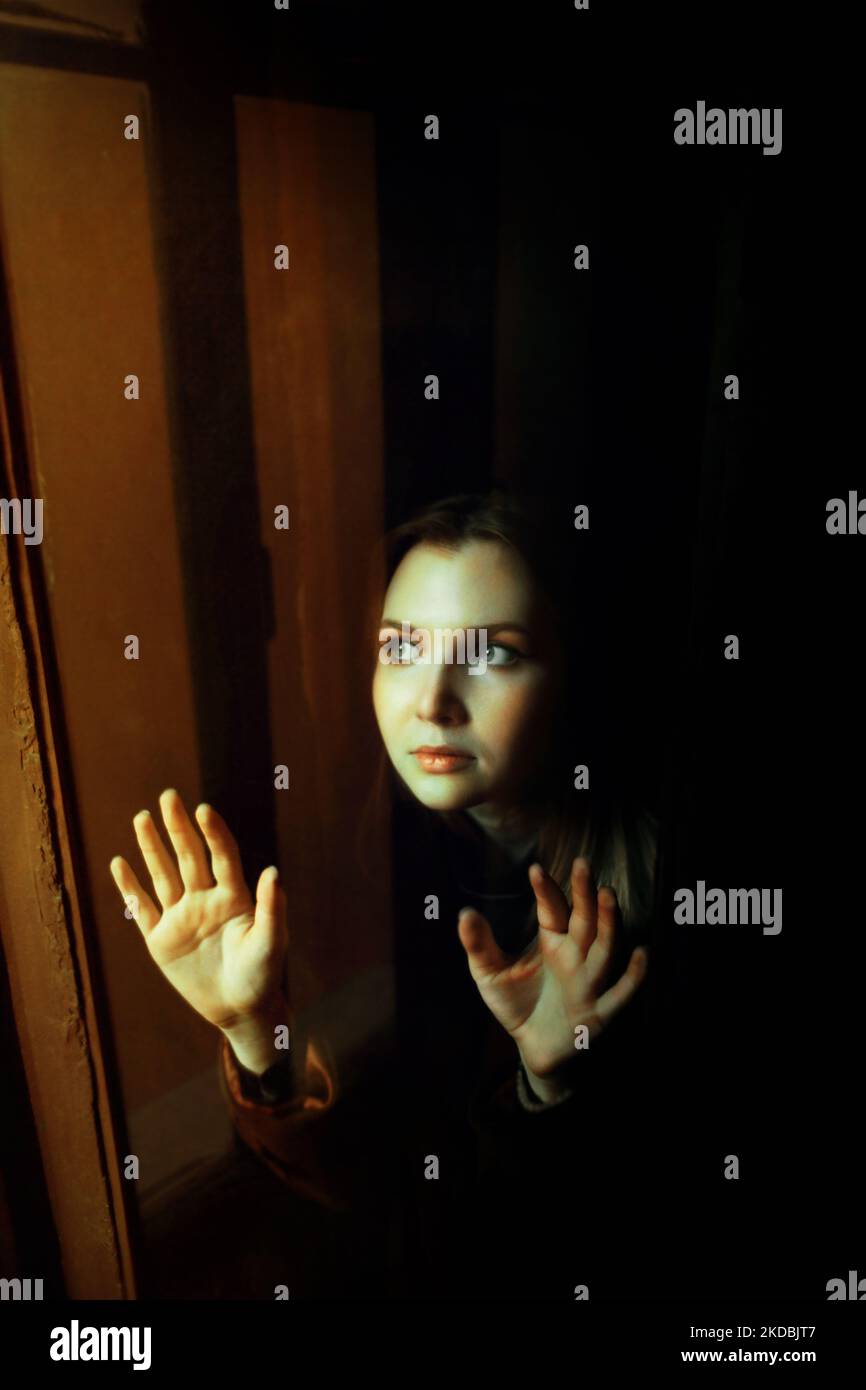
left=403, top=773, right=485, bottom=813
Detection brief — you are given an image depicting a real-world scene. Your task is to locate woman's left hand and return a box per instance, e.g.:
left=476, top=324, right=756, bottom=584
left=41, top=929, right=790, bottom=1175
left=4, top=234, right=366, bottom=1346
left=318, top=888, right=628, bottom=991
left=457, top=856, right=649, bottom=1101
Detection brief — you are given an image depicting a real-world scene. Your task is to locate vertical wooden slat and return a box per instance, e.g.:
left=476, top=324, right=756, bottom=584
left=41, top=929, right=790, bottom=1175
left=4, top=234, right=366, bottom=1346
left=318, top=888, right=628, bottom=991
left=234, top=98, right=391, bottom=1004
left=0, top=64, right=207, bottom=1111
left=0, top=368, right=135, bottom=1298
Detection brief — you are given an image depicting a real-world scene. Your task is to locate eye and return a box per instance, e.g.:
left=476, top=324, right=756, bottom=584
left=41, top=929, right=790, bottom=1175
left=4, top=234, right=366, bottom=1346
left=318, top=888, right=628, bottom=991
left=395, top=638, right=420, bottom=663
left=484, top=642, right=520, bottom=667
left=378, top=631, right=421, bottom=664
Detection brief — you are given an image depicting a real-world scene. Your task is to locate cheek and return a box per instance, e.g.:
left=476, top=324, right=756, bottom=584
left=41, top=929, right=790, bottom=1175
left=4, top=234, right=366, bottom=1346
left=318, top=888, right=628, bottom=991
left=372, top=669, right=407, bottom=742
left=471, top=672, right=554, bottom=747
left=371, top=668, right=388, bottom=736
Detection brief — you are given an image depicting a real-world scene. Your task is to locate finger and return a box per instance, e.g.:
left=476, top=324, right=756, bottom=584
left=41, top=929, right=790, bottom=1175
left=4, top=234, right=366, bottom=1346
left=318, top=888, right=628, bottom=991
left=568, top=857, right=598, bottom=959
left=133, top=807, right=184, bottom=910
left=195, top=802, right=246, bottom=893
left=584, top=885, right=618, bottom=990
left=528, top=862, right=570, bottom=935
left=594, top=946, right=649, bottom=1029
left=457, top=907, right=509, bottom=980
left=158, top=788, right=214, bottom=893
left=250, top=865, right=286, bottom=950
left=109, top=856, right=160, bottom=934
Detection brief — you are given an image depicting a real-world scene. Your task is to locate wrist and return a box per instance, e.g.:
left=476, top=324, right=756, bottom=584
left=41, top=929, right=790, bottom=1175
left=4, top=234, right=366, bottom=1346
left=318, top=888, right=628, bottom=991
left=221, top=999, right=292, bottom=1076
left=518, top=1056, right=575, bottom=1106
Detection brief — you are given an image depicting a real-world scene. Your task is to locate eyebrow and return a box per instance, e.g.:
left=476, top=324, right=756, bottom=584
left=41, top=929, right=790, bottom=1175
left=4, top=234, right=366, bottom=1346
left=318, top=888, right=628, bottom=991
left=379, top=619, right=532, bottom=637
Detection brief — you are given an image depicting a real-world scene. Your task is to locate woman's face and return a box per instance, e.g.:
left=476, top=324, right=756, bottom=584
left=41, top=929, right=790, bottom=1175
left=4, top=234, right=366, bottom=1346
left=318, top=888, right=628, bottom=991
left=371, top=539, right=560, bottom=817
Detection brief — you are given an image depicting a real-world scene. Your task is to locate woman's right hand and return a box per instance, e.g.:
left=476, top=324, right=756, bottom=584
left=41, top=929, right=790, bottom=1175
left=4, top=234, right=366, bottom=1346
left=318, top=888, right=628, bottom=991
left=109, top=788, right=289, bottom=1043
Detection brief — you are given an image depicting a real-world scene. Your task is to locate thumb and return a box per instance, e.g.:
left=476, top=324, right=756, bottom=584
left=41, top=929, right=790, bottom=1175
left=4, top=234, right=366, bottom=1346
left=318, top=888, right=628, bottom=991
left=252, top=865, right=287, bottom=948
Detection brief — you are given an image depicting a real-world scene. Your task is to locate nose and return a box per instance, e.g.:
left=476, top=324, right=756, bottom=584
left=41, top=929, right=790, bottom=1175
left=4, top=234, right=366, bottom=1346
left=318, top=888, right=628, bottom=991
left=414, top=661, right=468, bottom=727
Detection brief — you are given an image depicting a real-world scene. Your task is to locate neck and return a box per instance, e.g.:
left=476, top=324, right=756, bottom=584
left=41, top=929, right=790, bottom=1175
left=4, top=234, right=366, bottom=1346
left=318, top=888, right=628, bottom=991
left=463, top=800, right=542, bottom=862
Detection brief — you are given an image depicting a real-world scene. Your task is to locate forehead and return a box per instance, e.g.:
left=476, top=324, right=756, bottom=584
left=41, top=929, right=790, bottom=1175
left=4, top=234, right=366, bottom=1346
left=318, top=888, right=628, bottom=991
left=382, top=540, right=539, bottom=625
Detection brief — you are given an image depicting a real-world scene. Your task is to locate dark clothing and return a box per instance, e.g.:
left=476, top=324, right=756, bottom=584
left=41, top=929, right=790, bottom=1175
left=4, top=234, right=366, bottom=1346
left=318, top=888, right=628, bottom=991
left=216, top=802, right=780, bottom=1300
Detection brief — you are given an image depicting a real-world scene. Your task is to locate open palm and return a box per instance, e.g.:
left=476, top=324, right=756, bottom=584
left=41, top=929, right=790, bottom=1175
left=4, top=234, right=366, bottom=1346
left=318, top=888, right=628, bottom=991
left=109, top=788, right=288, bottom=1032
left=457, top=856, right=648, bottom=1079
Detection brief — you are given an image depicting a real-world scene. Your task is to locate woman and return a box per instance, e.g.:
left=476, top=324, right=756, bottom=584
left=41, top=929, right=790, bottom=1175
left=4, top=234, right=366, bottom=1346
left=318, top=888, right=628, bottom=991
left=110, top=490, right=662, bottom=1299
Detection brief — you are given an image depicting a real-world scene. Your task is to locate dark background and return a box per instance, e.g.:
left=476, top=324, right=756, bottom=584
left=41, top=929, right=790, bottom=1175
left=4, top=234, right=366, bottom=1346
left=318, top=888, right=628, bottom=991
left=2, top=0, right=858, bottom=1301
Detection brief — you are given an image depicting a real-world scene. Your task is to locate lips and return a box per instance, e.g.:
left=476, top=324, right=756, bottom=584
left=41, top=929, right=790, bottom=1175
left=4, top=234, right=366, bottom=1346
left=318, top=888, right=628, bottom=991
left=410, top=746, right=476, bottom=774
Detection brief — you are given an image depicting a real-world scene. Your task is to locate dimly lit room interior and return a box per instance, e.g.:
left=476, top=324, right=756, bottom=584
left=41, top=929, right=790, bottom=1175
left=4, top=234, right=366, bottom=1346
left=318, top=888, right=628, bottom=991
left=0, top=0, right=859, bottom=1323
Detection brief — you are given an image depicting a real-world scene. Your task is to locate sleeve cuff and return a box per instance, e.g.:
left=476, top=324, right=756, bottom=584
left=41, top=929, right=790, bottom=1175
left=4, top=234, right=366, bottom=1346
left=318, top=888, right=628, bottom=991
left=220, top=1033, right=335, bottom=1117
left=515, top=1063, right=577, bottom=1112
